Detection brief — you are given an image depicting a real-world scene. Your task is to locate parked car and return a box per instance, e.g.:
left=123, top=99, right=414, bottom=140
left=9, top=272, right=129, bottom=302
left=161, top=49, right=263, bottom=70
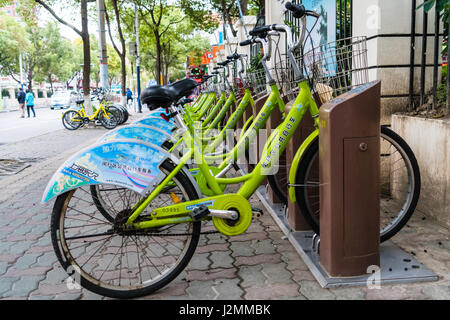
left=50, top=91, right=78, bottom=109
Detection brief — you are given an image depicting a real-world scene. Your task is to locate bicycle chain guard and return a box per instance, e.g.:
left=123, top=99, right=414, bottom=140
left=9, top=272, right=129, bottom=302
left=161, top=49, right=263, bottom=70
left=151, top=194, right=253, bottom=237
left=211, top=195, right=253, bottom=236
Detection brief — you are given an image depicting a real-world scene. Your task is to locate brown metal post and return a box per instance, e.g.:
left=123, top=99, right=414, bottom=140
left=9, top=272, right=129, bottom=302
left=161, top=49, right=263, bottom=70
left=266, top=96, right=285, bottom=204
left=245, top=94, right=268, bottom=174
left=285, top=100, right=315, bottom=231
left=319, top=81, right=381, bottom=277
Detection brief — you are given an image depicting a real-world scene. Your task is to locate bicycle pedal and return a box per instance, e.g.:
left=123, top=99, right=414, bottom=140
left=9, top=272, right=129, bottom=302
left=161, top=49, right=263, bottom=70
left=189, top=205, right=210, bottom=222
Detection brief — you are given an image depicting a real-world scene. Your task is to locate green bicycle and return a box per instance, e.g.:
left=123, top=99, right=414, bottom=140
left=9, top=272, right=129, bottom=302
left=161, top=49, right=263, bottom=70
left=47, top=3, right=420, bottom=299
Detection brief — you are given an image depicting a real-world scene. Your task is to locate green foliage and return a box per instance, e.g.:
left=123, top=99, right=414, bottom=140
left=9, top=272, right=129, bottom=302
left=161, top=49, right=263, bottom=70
left=417, top=0, right=450, bottom=22
left=436, top=83, right=447, bottom=104
left=1, top=89, right=10, bottom=98
left=130, top=3, right=212, bottom=83
left=0, top=11, right=28, bottom=77
left=179, top=0, right=219, bottom=33
left=0, top=0, right=13, bottom=7
left=247, top=53, right=263, bottom=73
left=34, top=21, right=77, bottom=85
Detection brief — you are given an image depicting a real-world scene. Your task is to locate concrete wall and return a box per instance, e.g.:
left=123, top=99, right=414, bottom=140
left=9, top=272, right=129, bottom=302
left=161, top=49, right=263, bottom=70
left=392, top=115, right=450, bottom=228
left=353, top=0, right=443, bottom=123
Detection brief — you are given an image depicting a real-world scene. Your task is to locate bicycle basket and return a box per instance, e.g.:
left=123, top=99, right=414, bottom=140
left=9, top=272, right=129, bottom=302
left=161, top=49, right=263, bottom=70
left=245, top=68, right=268, bottom=97
left=303, top=36, right=369, bottom=104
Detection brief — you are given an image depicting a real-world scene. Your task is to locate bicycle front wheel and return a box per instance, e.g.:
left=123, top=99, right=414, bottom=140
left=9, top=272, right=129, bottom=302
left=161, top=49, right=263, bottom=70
left=51, top=161, right=201, bottom=298
left=294, top=126, right=421, bottom=242
left=62, top=110, right=83, bottom=130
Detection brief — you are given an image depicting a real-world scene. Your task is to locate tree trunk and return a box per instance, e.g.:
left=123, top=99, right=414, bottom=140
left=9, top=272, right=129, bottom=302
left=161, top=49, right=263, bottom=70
left=240, top=0, right=248, bottom=15
left=48, top=74, right=54, bottom=94
left=155, top=31, right=162, bottom=85
left=81, top=0, right=92, bottom=114
left=121, top=54, right=127, bottom=106
left=447, top=22, right=450, bottom=110
left=27, top=68, right=33, bottom=92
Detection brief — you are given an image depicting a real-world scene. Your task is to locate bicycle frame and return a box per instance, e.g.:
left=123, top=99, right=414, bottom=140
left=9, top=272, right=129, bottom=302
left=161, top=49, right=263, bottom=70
left=125, top=80, right=320, bottom=230
left=76, top=102, right=111, bottom=121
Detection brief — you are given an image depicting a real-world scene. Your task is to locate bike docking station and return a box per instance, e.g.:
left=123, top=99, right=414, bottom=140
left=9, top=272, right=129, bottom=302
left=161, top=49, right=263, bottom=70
left=256, top=80, right=438, bottom=288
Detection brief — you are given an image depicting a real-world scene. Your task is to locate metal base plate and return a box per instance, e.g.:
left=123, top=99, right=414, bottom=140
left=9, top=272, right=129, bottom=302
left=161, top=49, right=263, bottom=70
left=255, top=186, right=439, bottom=288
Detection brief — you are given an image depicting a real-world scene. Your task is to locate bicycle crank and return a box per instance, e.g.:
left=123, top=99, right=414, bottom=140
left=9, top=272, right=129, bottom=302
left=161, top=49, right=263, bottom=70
left=150, top=194, right=253, bottom=237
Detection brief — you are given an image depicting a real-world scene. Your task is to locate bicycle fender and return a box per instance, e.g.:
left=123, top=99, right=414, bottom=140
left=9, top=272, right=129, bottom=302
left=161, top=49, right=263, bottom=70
left=42, top=139, right=201, bottom=203
left=143, top=112, right=176, bottom=124
left=288, top=130, right=319, bottom=203
left=97, top=124, right=173, bottom=146
left=134, top=117, right=177, bottom=134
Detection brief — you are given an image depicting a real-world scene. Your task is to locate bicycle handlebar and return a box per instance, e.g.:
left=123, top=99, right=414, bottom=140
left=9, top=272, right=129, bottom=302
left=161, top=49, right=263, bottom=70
left=226, top=53, right=247, bottom=60
left=285, top=2, right=306, bottom=18
left=239, top=39, right=253, bottom=47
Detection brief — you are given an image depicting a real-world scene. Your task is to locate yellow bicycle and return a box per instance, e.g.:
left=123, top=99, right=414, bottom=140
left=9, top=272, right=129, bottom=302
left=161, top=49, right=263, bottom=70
left=62, top=98, right=118, bottom=130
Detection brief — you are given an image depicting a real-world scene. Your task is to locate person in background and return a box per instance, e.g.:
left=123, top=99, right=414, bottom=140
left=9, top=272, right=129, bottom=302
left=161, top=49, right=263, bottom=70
left=16, top=87, right=26, bottom=118
left=126, top=88, right=133, bottom=106
left=25, top=89, right=36, bottom=118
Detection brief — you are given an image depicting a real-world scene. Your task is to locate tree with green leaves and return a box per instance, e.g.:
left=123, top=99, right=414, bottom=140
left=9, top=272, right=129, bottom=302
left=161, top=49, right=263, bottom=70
left=104, top=0, right=128, bottom=104
left=34, top=22, right=76, bottom=93
left=0, top=11, right=28, bottom=82
left=133, top=0, right=217, bottom=85
left=33, top=0, right=96, bottom=108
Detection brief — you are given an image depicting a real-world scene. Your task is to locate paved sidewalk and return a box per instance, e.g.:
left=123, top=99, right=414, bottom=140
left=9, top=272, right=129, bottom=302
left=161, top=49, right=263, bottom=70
left=0, top=119, right=449, bottom=300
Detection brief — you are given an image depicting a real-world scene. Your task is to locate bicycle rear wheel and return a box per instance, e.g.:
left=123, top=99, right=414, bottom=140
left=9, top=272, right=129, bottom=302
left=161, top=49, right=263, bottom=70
left=99, top=111, right=118, bottom=129
left=106, top=106, right=124, bottom=125
left=294, top=126, right=421, bottom=242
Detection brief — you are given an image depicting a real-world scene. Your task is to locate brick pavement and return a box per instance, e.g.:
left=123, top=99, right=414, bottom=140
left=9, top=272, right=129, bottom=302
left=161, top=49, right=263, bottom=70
left=0, top=120, right=449, bottom=300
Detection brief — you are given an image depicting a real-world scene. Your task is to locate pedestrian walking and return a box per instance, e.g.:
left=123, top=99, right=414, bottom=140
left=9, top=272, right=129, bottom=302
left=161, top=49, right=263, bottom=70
left=126, top=88, right=133, bottom=106
left=25, top=89, right=36, bottom=118
left=16, top=87, right=26, bottom=118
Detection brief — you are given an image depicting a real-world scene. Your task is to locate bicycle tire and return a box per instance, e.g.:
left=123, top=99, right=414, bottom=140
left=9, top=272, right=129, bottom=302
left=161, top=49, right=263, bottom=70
left=106, top=106, right=124, bottom=124
left=295, top=126, right=421, bottom=242
left=51, top=160, right=201, bottom=299
left=99, top=111, right=118, bottom=129
left=117, top=104, right=129, bottom=124
left=62, top=110, right=83, bottom=130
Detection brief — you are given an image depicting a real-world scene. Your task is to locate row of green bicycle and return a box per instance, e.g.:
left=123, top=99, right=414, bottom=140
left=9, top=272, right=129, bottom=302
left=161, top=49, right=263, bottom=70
left=42, top=2, right=421, bottom=299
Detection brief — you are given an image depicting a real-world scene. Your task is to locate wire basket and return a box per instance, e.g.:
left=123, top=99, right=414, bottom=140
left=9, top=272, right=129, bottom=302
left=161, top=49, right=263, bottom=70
left=271, top=58, right=298, bottom=101
left=302, top=36, right=369, bottom=104
left=245, top=68, right=268, bottom=97
left=267, top=36, right=369, bottom=104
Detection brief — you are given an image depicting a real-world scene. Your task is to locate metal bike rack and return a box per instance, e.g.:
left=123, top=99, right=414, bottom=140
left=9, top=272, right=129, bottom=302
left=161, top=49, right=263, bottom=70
left=285, top=100, right=315, bottom=231
left=319, top=80, right=381, bottom=276
left=266, top=96, right=286, bottom=204
left=244, top=93, right=269, bottom=174
left=256, top=80, right=438, bottom=287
